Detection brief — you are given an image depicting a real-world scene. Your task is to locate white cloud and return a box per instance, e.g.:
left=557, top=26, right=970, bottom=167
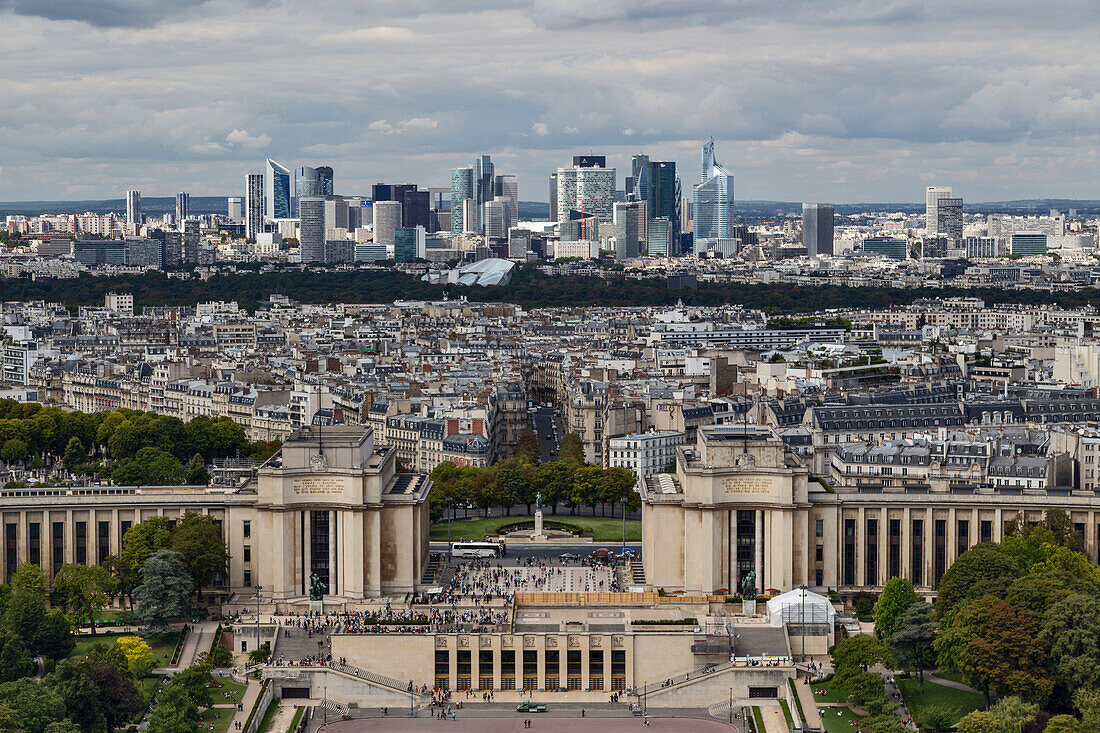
left=225, top=129, right=272, bottom=148
left=531, top=122, right=550, bottom=136
left=622, top=127, right=635, bottom=136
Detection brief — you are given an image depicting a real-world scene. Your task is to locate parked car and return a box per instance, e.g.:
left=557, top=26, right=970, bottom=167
left=517, top=702, right=547, bottom=713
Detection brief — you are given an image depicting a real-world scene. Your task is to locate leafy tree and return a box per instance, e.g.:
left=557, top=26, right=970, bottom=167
left=115, top=636, right=155, bottom=679
left=5, top=563, right=47, bottom=651
left=0, top=627, right=34, bottom=683
left=111, top=446, right=185, bottom=485
left=0, top=678, right=66, bottom=733
left=116, top=515, right=172, bottom=603
left=920, top=706, right=955, bottom=733
left=514, top=429, right=540, bottom=464
left=146, top=680, right=197, bottom=733
left=886, top=601, right=936, bottom=683
left=0, top=704, right=28, bottom=733
left=248, top=641, right=271, bottom=665
left=852, top=591, right=878, bottom=620
left=935, top=543, right=1020, bottom=619
left=132, top=550, right=194, bottom=631
left=955, top=711, right=997, bottom=733
left=168, top=664, right=214, bottom=709
left=873, top=577, right=919, bottom=637
left=558, top=432, right=586, bottom=464
left=934, top=595, right=992, bottom=677
left=170, top=513, right=228, bottom=591
left=64, top=435, right=89, bottom=470
left=1039, top=592, right=1100, bottom=690
left=184, top=454, right=209, bottom=486
left=1, top=438, right=29, bottom=464
left=533, top=459, right=575, bottom=514
left=1044, top=715, right=1083, bottom=733
left=570, top=465, right=604, bottom=512
left=42, top=721, right=82, bottom=733
left=51, top=564, right=114, bottom=633
left=35, top=610, right=75, bottom=661
left=1073, top=687, right=1100, bottom=729
left=490, top=457, right=534, bottom=514
left=832, top=634, right=894, bottom=684
left=48, top=659, right=106, bottom=732
left=197, top=641, right=233, bottom=669
left=966, top=601, right=1051, bottom=706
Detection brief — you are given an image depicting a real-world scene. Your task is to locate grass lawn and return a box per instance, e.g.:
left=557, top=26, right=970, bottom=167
left=811, top=676, right=851, bottom=704
left=898, top=678, right=983, bottom=729
left=70, top=630, right=180, bottom=665
left=818, top=705, right=862, bottom=733
left=255, top=699, right=279, bottom=733
left=429, top=514, right=642, bottom=542
left=208, top=678, right=248, bottom=706
left=751, top=706, right=766, bottom=733
left=779, top=700, right=794, bottom=728
left=140, top=676, right=164, bottom=702
left=198, top=706, right=234, bottom=733
left=932, top=669, right=966, bottom=685
left=286, top=706, right=305, bottom=733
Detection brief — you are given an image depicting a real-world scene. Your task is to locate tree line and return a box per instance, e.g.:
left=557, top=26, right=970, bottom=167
left=428, top=431, right=640, bottom=520
left=0, top=401, right=280, bottom=486
left=831, top=509, right=1100, bottom=732
left=6, top=262, right=1100, bottom=313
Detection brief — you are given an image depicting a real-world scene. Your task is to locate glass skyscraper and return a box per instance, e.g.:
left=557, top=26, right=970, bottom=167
left=802, top=203, right=835, bottom=257
left=646, top=161, right=678, bottom=236
left=450, top=167, right=474, bottom=233
left=294, top=165, right=334, bottom=217
left=265, top=159, right=291, bottom=221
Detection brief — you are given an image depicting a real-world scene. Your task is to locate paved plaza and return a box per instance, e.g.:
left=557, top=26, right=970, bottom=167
left=323, top=715, right=737, bottom=732
left=442, top=559, right=619, bottom=600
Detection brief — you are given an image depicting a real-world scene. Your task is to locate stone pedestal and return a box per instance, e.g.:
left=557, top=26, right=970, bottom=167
left=742, top=599, right=757, bottom=615
left=310, top=600, right=324, bottom=615
left=533, top=510, right=545, bottom=539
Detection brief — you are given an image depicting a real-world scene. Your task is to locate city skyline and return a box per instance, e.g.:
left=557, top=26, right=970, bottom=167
left=1, top=2, right=1099, bottom=203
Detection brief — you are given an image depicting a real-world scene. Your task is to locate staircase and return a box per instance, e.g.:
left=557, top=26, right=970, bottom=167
left=631, top=554, right=647, bottom=585
left=420, top=553, right=442, bottom=585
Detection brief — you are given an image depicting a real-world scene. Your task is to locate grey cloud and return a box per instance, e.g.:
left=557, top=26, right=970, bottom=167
left=0, top=0, right=214, bottom=27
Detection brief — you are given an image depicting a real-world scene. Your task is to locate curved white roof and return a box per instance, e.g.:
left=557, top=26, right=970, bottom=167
left=421, top=258, right=516, bottom=287
left=765, top=587, right=836, bottom=630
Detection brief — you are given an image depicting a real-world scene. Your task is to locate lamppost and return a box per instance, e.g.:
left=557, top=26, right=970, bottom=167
left=799, top=583, right=807, bottom=662
left=621, top=498, right=627, bottom=554
left=446, top=497, right=453, bottom=549
left=254, top=585, right=263, bottom=658
left=728, top=686, right=733, bottom=725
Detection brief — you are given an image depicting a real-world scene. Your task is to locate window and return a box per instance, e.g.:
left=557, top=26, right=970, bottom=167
left=243, top=545, right=251, bottom=562
left=243, top=569, right=251, bottom=587
left=243, top=520, right=251, bottom=538
left=815, top=519, right=824, bottom=537
left=911, top=519, right=924, bottom=586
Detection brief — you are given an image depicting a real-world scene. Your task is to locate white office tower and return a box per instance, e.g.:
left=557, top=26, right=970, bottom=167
left=372, top=200, right=402, bottom=247
left=245, top=173, right=264, bottom=239
left=125, top=190, right=141, bottom=226
left=556, top=161, right=616, bottom=226
left=925, top=186, right=952, bottom=233
left=483, top=198, right=510, bottom=239
left=461, top=199, right=479, bottom=234
left=227, top=197, right=243, bottom=223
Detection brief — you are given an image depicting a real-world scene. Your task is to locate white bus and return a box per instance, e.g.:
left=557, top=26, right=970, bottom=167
left=450, top=541, right=504, bottom=559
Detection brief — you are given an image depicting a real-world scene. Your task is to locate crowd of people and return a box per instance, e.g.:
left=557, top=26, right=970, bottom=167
left=438, top=557, right=620, bottom=603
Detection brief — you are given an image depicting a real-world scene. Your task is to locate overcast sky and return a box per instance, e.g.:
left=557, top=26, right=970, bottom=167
left=1, top=0, right=1098, bottom=203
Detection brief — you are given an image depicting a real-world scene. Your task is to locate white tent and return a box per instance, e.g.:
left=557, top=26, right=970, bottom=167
left=766, top=588, right=836, bottom=630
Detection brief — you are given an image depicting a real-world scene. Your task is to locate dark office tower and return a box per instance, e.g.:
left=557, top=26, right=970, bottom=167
left=630, top=154, right=650, bottom=201
left=548, top=173, right=558, bottom=222
left=401, top=187, right=430, bottom=229
left=475, top=155, right=494, bottom=206
left=645, top=161, right=678, bottom=236
left=372, top=183, right=394, bottom=202
left=245, top=173, right=264, bottom=239
left=572, top=155, right=606, bottom=168
left=298, top=197, right=326, bottom=263
left=802, top=203, right=835, bottom=257
left=936, top=197, right=963, bottom=240
left=175, top=192, right=190, bottom=228
left=316, top=166, right=334, bottom=195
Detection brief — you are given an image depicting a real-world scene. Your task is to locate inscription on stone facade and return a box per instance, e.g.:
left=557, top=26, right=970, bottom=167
left=291, top=476, right=345, bottom=495
left=721, top=476, right=772, bottom=495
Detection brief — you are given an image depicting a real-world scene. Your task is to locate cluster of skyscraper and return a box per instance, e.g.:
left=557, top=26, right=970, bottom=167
left=450, top=155, right=519, bottom=238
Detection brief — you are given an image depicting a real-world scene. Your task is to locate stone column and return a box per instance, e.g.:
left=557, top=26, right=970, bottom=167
left=328, top=510, right=337, bottom=596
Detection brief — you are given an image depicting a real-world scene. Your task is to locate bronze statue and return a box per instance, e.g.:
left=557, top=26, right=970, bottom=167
left=741, top=571, right=756, bottom=601
left=309, top=572, right=327, bottom=601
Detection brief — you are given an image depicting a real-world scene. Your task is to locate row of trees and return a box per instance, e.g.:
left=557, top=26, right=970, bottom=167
left=428, top=432, right=639, bottom=520
left=0, top=401, right=280, bottom=486
left=852, top=509, right=1100, bottom=730
left=7, top=261, right=1100, bottom=313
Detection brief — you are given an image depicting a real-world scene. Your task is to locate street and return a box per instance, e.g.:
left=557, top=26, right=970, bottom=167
left=531, top=406, right=561, bottom=463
